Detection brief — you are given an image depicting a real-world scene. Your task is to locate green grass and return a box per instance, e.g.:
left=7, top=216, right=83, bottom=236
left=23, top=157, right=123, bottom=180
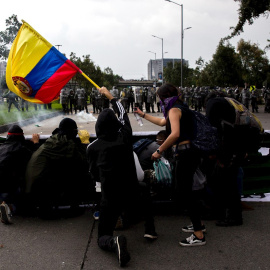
left=0, top=101, right=62, bottom=125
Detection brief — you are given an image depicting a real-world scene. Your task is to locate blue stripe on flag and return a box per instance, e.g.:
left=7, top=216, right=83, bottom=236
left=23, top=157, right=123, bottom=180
left=26, top=47, right=66, bottom=96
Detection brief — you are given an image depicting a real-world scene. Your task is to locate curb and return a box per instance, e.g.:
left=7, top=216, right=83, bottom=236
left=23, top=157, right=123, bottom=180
left=0, top=111, right=63, bottom=134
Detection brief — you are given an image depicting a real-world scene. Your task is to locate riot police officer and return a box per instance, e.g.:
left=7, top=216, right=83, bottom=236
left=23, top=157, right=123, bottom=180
left=135, top=87, right=144, bottom=111
left=143, top=87, right=149, bottom=112
left=3, top=91, right=20, bottom=112
left=127, top=87, right=135, bottom=113
left=75, top=88, right=86, bottom=112
left=95, top=90, right=102, bottom=113
left=240, top=87, right=250, bottom=109
left=68, top=89, right=77, bottom=114
left=60, top=88, right=69, bottom=114
left=21, top=98, right=29, bottom=112
left=147, top=87, right=156, bottom=113
left=250, top=89, right=259, bottom=113
left=200, top=87, right=207, bottom=111
left=234, top=87, right=241, bottom=102
left=156, top=88, right=161, bottom=112
left=183, top=87, right=191, bottom=107
left=110, top=86, right=120, bottom=100
left=263, top=87, right=270, bottom=113
left=193, top=87, right=202, bottom=112
left=120, top=88, right=129, bottom=112
left=90, top=87, right=98, bottom=114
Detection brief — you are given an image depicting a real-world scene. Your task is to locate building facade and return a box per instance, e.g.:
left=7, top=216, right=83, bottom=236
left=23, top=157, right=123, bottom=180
left=147, top=58, right=188, bottom=81
left=0, top=61, right=7, bottom=80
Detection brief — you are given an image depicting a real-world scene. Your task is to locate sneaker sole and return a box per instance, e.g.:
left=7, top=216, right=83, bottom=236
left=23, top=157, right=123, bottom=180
left=116, top=236, right=130, bottom=267
left=182, top=228, right=206, bottom=233
left=0, top=204, right=12, bottom=225
left=179, top=241, right=206, bottom=247
left=144, top=234, right=158, bottom=239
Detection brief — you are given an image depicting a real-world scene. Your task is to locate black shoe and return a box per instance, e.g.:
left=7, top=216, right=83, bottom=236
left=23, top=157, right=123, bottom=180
left=216, top=218, right=243, bottom=227
left=179, top=233, right=206, bottom=247
left=144, top=229, right=158, bottom=240
left=114, top=235, right=130, bottom=267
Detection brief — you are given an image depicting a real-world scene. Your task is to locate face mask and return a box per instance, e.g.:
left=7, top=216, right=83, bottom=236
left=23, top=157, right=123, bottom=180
left=160, top=95, right=180, bottom=118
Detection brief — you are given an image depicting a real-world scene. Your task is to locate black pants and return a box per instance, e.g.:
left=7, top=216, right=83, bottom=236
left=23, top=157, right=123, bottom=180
left=98, top=182, right=155, bottom=250
left=174, top=148, right=203, bottom=231
left=211, top=164, right=242, bottom=221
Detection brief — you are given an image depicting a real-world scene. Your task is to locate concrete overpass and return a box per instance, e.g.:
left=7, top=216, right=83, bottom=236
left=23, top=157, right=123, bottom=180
left=117, top=80, right=158, bottom=87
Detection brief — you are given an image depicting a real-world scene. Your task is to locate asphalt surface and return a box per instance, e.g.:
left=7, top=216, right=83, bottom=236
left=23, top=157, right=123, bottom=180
left=1, top=104, right=270, bottom=270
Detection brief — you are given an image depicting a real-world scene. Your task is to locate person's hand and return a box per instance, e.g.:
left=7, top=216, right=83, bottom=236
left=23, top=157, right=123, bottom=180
left=98, top=86, right=109, bottom=95
left=31, top=133, right=40, bottom=144
left=134, top=107, right=144, bottom=117
left=98, top=87, right=113, bottom=100
left=151, top=151, right=161, bottom=161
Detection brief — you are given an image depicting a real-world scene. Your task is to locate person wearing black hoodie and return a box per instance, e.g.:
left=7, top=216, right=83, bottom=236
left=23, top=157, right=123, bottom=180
left=87, top=87, right=156, bottom=267
left=25, top=118, right=89, bottom=217
left=0, top=125, right=40, bottom=224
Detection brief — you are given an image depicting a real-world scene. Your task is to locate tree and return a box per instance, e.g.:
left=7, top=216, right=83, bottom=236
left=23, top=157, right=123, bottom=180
left=205, top=40, right=243, bottom=87
left=103, top=67, right=123, bottom=89
left=0, top=14, right=22, bottom=60
left=227, top=0, right=270, bottom=38
left=237, top=39, right=270, bottom=87
left=163, top=61, right=192, bottom=87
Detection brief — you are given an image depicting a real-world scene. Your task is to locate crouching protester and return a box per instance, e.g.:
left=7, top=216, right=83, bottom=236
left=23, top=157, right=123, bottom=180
left=87, top=87, right=157, bottom=267
left=25, top=118, right=90, bottom=218
left=0, top=125, right=40, bottom=224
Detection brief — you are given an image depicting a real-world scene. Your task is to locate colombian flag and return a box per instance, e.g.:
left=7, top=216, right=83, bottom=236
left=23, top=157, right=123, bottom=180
left=6, top=20, right=81, bottom=104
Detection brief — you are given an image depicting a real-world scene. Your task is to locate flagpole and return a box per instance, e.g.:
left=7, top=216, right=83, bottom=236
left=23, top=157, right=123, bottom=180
left=80, top=72, right=100, bottom=89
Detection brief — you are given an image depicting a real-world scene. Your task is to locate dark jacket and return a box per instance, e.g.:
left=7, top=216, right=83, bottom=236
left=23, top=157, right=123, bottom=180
left=0, top=137, right=36, bottom=192
left=25, top=134, right=88, bottom=200
left=87, top=99, right=138, bottom=207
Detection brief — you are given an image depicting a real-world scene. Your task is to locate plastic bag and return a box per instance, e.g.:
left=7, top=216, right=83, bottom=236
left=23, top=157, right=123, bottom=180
left=153, top=157, right=173, bottom=187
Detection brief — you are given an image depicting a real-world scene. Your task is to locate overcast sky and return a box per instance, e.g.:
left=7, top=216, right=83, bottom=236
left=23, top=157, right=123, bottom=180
left=1, top=0, right=269, bottom=80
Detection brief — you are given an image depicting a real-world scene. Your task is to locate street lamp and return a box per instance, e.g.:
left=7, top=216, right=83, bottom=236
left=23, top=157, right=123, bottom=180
left=55, top=44, right=62, bottom=51
left=152, top=35, right=164, bottom=84
left=165, top=0, right=184, bottom=87
left=148, top=50, right=156, bottom=60
left=183, top=27, right=192, bottom=37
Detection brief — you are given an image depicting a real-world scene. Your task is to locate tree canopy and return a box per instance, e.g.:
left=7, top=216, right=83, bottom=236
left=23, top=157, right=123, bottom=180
left=0, top=14, right=21, bottom=60
left=228, top=0, right=270, bottom=38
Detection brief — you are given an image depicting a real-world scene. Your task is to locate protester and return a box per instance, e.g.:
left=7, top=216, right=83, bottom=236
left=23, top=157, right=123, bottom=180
left=87, top=86, right=157, bottom=267
left=135, top=83, right=206, bottom=247
left=0, top=125, right=40, bottom=224
left=204, top=91, right=245, bottom=226
left=25, top=118, right=90, bottom=218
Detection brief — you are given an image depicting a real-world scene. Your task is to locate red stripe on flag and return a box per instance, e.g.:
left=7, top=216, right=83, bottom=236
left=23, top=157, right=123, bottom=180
left=35, top=60, right=79, bottom=103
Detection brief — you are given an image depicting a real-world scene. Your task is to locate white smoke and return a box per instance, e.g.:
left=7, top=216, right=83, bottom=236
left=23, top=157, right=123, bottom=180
left=75, top=111, right=97, bottom=123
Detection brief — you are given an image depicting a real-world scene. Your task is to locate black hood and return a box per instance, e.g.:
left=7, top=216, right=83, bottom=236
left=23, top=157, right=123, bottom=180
left=95, top=108, right=122, bottom=140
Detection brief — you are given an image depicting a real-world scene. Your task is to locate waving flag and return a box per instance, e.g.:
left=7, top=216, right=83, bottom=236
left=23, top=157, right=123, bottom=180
left=6, top=20, right=99, bottom=104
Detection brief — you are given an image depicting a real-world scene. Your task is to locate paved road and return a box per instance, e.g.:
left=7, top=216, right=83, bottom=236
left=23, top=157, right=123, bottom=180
left=1, top=203, right=270, bottom=270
